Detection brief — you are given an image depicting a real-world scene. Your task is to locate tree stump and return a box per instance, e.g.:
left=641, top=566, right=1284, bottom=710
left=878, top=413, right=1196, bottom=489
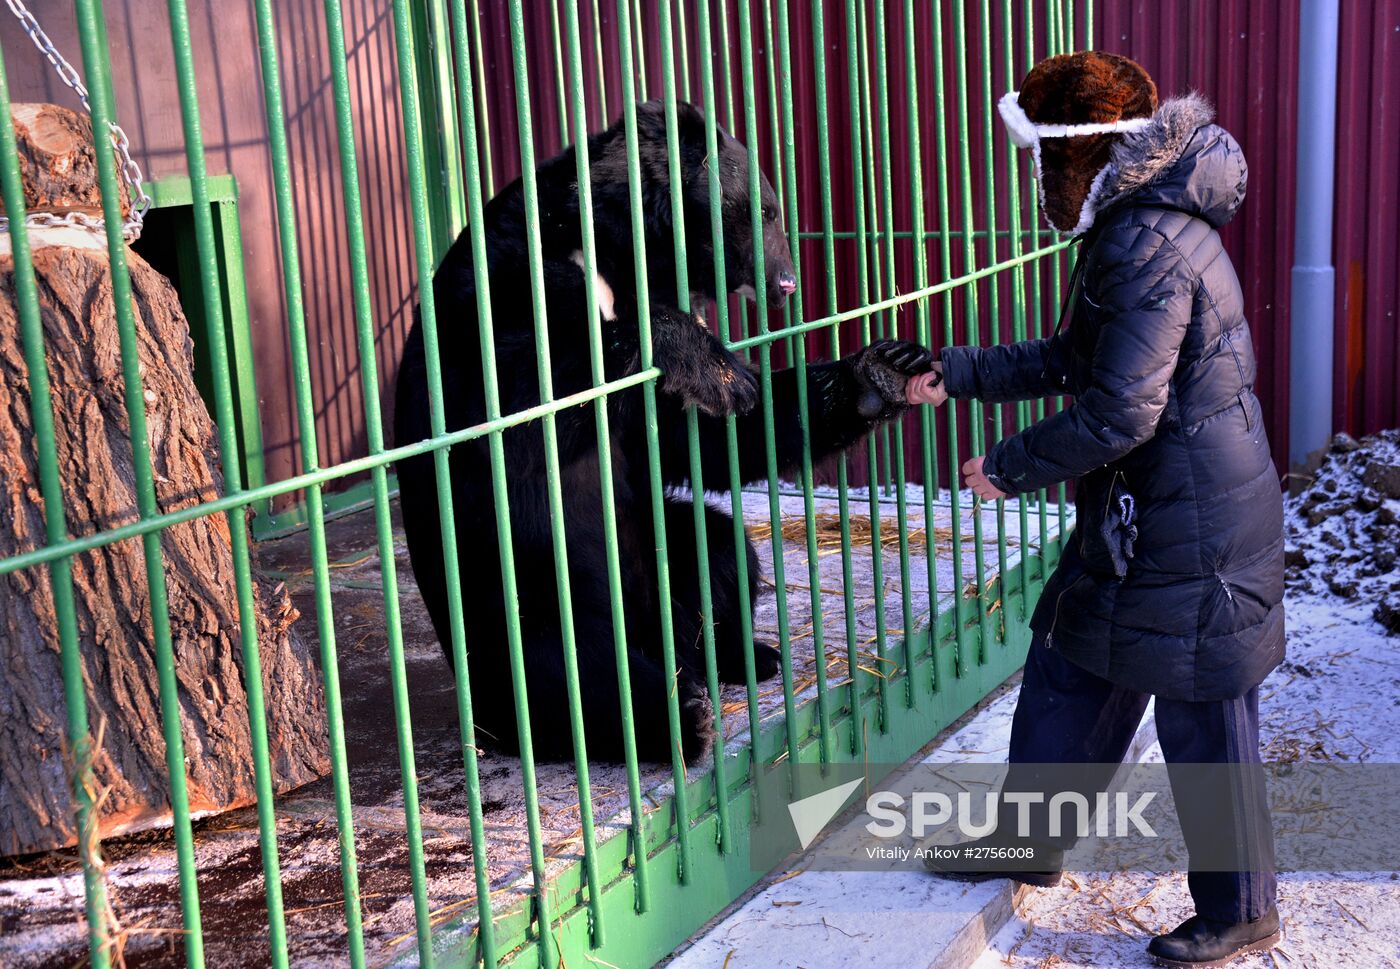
left=0, top=105, right=329, bottom=856
left=0, top=102, right=129, bottom=221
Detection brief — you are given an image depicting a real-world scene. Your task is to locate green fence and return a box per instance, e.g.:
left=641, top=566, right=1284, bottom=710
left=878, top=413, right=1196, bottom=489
left=0, top=0, right=1087, bottom=966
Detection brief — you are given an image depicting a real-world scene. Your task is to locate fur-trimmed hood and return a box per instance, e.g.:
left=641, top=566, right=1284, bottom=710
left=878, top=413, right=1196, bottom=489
left=1071, top=93, right=1248, bottom=233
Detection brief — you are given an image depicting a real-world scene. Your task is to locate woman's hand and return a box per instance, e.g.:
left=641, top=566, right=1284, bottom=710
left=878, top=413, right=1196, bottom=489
left=962, top=455, right=1007, bottom=501
left=849, top=340, right=934, bottom=420
left=906, top=364, right=947, bottom=407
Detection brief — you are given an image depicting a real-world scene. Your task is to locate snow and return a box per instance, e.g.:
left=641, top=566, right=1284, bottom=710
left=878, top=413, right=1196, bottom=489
left=1283, top=430, right=1400, bottom=633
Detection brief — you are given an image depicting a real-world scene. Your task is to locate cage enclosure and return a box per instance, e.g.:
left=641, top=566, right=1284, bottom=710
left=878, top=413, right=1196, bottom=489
left=0, top=1, right=1086, bottom=967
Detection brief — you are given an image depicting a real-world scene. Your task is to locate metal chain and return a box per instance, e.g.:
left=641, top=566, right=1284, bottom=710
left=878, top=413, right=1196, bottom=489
left=1, top=0, right=150, bottom=241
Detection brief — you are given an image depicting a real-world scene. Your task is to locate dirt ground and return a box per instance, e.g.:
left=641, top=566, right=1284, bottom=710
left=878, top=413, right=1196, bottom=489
left=0, top=485, right=1052, bottom=969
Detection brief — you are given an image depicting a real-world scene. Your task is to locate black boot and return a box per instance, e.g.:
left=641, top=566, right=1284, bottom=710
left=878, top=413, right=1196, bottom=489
left=1147, top=909, right=1281, bottom=968
left=921, top=834, right=1064, bottom=888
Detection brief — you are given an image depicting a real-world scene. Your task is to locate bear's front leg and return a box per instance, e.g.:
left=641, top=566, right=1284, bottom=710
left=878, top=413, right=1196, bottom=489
left=650, top=303, right=758, bottom=417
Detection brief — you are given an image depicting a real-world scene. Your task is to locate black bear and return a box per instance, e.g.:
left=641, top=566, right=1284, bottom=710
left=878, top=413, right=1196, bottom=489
left=394, top=101, right=930, bottom=763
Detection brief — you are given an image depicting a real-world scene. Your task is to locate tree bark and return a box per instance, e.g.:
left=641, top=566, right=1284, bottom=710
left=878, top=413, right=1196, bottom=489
left=0, top=197, right=328, bottom=856
left=0, top=103, right=128, bottom=221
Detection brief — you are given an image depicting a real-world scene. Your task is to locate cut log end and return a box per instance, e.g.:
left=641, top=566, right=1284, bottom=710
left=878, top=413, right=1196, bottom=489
left=0, top=102, right=130, bottom=222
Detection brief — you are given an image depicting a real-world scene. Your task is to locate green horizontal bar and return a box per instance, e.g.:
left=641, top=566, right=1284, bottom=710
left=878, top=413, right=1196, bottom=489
left=794, top=228, right=1057, bottom=241
left=0, top=235, right=1072, bottom=578
left=728, top=240, right=1073, bottom=351
left=142, top=173, right=238, bottom=207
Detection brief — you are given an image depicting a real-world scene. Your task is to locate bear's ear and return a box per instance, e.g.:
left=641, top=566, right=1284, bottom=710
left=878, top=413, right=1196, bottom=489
left=671, top=101, right=707, bottom=141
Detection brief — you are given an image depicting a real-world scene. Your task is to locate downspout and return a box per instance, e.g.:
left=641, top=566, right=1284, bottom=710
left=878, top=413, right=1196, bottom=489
left=1287, top=0, right=1340, bottom=489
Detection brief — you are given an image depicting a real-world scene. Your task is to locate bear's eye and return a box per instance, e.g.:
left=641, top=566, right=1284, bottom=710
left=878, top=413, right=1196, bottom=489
left=761, top=204, right=777, bottom=222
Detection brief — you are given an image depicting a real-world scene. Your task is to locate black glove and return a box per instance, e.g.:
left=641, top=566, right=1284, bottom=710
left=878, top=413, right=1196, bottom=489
left=849, top=339, right=935, bottom=420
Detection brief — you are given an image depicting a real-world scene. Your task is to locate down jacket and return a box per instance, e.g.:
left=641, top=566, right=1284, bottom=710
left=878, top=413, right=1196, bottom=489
left=940, top=95, right=1284, bottom=701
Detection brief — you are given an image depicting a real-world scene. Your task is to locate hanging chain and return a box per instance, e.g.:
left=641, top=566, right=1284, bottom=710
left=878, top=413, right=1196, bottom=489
left=1, top=0, right=151, bottom=241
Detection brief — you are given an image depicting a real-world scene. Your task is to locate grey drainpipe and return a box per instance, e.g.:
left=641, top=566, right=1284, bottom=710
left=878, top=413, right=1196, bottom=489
left=1288, top=0, right=1340, bottom=486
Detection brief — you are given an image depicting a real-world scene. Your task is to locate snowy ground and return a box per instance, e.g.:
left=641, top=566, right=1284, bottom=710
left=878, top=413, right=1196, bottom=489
left=972, top=598, right=1400, bottom=969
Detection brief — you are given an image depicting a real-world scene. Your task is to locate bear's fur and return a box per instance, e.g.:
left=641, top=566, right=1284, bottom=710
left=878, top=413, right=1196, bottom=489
left=394, top=101, right=925, bottom=763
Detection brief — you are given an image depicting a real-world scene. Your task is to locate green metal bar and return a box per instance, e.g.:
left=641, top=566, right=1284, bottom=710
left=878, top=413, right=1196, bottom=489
left=809, top=0, right=862, bottom=745
left=1047, top=0, right=1069, bottom=550
left=735, top=0, right=802, bottom=781
left=794, top=228, right=1061, bottom=241
left=950, top=0, right=993, bottom=665
left=717, top=0, right=739, bottom=131
left=164, top=3, right=290, bottom=964
left=1002, top=0, right=1033, bottom=618
left=762, top=0, right=796, bottom=364
left=903, top=0, right=942, bottom=695
left=842, top=0, right=874, bottom=752
left=610, top=0, right=658, bottom=909
left=716, top=0, right=754, bottom=366
left=773, top=0, right=835, bottom=768
left=631, top=0, right=648, bottom=99
left=589, top=0, right=609, bottom=121
left=652, top=0, right=703, bottom=878
left=675, top=0, right=691, bottom=101
left=928, top=0, right=970, bottom=677
left=853, top=0, right=892, bottom=727
left=440, top=0, right=519, bottom=957
left=412, top=0, right=466, bottom=252
left=501, top=1, right=593, bottom=955
left=978, top=0, right=1010, bottom=646
left=855, top=7, right=893, bottom=497
left=712, top=0, right=766, bottom=793
left=0, top=44, right=112, bottom=969
left=869, top=0, right=918, bottom=706
left=408, top=0, right=521, bottom=959
left=212, top=200, right=271, bottom=530
left=321, top=0, right=437, bottom=962
left=73, top=2, right=206, bottom=964
left=560, top=0, right=624, bottom=931
left=692, top=0, right=739, bottom=841
left=251, top=1, right=368, bottom=963
left=1025, top=0, right=1052, bottom=576
left=467, top=0, right=495, bottom=195
left=549, top=0, right=570, bottom=145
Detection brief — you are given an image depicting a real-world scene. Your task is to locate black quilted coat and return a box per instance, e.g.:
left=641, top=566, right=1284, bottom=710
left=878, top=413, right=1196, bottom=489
left=940, top=96, right=1284, bottom=701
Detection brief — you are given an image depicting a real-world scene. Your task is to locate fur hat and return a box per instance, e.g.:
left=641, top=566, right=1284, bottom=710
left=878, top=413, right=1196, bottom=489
left=1011, top=52, right=1158, bottom=233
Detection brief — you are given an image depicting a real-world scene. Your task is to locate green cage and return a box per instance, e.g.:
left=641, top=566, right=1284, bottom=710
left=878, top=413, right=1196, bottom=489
left=0, top=1, right=1088, bottom=966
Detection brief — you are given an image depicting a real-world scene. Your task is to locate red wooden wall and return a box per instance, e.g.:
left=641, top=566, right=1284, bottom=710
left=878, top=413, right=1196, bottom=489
left=3, top=1, right=1395, bottom=501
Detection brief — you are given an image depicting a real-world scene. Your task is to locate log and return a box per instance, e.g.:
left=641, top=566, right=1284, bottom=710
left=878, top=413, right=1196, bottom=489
left=0, top=103, right=129, bottom=221
left=0, top=109, right=327, bottom=857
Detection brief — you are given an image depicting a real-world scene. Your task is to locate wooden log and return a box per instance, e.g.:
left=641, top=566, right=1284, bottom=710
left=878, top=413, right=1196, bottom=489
left=0, top=103, right=129, bottom=221
left=0, top=108, right=327, bottom=856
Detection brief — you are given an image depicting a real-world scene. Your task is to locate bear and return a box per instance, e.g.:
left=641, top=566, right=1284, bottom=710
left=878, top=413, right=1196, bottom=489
left=394, top=100, right=931, bottom=764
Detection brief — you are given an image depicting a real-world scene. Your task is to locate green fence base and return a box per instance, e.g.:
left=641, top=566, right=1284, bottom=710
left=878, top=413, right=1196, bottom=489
left=427, top=544, right=1058, bottom=968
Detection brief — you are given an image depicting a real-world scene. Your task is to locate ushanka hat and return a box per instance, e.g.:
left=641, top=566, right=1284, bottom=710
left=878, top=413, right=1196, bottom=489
left=1000, top=51, right=1158, bottom=234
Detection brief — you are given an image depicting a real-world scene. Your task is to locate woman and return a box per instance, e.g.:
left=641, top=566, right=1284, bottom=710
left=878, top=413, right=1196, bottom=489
left=910, top=52, right=1283, bottom=968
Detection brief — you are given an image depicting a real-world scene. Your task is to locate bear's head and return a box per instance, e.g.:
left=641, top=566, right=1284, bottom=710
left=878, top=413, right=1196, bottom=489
left=616, top=101, right=797, bottom=309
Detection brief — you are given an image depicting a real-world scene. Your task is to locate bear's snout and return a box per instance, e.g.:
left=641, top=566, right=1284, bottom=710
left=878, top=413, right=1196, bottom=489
left=775, top=271, right=797, bottom=296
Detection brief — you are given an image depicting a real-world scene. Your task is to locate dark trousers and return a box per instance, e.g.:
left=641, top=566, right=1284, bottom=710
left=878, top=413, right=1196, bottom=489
left=1006, top=633, right=1277, bottom=923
